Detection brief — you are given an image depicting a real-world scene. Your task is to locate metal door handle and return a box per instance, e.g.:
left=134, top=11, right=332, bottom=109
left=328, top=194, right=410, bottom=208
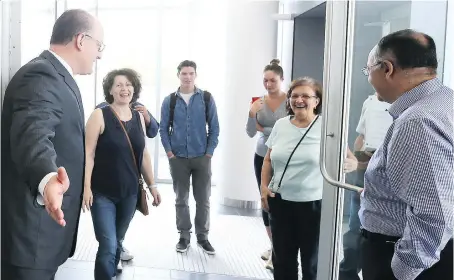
left=320, top=118, right=362, bottom=192
left=318, top=0, right=362, bottom=193
left=318, top=92, right=362, bottom=192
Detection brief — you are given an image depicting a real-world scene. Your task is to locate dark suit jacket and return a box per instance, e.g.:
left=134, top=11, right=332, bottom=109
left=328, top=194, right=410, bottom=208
left=1, top=50, right=85, bottom=270
left=95, top=101, right=159, bottom=138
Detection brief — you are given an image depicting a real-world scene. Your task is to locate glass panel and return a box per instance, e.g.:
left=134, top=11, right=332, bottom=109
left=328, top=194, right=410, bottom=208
left=95, top=6, right=160, bottom=163
left=65, top=0, right=97, bottom=123
left=157, top=8, right=191, bottom=181
left=20, top=0, right=55, bottom=65
left=334, top=1, right=448, bottom=279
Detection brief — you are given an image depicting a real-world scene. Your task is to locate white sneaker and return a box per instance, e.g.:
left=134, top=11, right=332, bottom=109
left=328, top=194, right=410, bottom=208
left=261, top=249, right=272, bottom=260
left=120, top=247, right=134, bottom=261
left=116, top=261, right=123, bottom=273
left=265, top=258, right=274, bottom=271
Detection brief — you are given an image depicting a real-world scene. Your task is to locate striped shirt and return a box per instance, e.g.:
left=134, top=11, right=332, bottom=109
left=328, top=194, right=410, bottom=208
left=359, top=78, right=454, bottom=280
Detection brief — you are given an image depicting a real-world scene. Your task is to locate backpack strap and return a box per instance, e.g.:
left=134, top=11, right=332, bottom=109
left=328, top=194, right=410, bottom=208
left=203, top=90, right=212, bottom=124
left=168, top=92, right=177, bottom=135
left=168, top=90, right=211, bottom=135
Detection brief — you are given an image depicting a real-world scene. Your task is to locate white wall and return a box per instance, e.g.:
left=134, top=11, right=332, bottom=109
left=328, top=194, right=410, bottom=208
left=276, top=2, right=294, bottom=89
left=218, top=0, right=278, bottom=204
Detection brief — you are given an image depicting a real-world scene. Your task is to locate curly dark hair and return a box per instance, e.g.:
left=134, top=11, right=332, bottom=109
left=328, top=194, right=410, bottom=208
left=102, top=68, right=142, bottom=104
left=286, top=77, right=323, bottom=116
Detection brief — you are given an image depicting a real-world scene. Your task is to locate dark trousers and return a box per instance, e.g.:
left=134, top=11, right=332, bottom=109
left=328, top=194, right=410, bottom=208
left=361, top=230, right=453, bottom=280
left=253, top=153, right=270, bottom=227
left=268, top=194, right=322, bottom=280
left=339, top=168, right=365, bottom=280
left=1, top=262, right=57, bottom=280
left=90, top=193, right=137, bottom=280
left=169, top=155, right=212, bottom=241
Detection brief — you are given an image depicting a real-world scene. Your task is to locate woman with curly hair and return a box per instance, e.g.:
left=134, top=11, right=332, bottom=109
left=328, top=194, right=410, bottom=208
left=82, top=68, right=162, bottom=280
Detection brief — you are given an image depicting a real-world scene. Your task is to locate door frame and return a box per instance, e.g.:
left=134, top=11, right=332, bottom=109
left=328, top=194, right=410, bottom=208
left=316, top=0, right=357, bottom=279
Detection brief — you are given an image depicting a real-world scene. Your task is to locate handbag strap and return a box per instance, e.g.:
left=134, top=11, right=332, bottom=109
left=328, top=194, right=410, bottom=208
left=109, top=106, right=140, bottom=177
left=275, top=115, right=319, bottom=193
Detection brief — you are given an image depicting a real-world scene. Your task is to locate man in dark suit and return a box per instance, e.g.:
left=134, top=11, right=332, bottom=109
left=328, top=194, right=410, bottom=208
left=1, top=9, right=104, bottom=280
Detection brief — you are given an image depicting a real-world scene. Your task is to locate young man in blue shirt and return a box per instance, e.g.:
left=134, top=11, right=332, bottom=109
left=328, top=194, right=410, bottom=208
left=159, top=60, right=220, bottom=254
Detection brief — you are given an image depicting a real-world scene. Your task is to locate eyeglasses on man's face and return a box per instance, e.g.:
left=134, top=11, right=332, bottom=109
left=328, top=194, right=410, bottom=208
left=84, top=34, right=106, bottom=52
left=362, top=61, right=382, bottom=76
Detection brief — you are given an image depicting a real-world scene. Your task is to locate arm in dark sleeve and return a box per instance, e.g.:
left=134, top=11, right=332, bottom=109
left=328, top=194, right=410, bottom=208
left=9, top=68, right=63, bottom=196
left=132, top=101, right=159, bottom=138
left=159, top=97, right=172, bottom=152
left=145, top=112, right=159, bottom=138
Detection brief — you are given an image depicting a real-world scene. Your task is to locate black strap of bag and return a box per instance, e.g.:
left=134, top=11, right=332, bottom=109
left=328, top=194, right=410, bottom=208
left=274, top=115, right=319, bottom=193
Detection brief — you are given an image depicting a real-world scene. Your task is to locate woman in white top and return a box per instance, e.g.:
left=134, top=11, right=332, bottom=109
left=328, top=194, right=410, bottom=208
left=246, top=59, right=287, bottom=268
left=260, top=77, right=357, bottom=280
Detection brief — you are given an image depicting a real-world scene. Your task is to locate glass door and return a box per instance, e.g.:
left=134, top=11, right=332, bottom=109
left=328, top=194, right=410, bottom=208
left=317, top=0, right=448, bottom=279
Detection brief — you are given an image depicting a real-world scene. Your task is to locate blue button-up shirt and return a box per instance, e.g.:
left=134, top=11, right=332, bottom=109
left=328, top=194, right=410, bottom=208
left=95, top=101, right=159, bottom=138
left=359, top=78, right=453, bottom=280
left=159, top=88, right=220, bottom=158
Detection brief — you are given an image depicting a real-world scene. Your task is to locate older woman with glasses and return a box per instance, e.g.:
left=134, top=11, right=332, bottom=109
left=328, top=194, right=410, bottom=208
left=261, top=77, right=357, bottom=280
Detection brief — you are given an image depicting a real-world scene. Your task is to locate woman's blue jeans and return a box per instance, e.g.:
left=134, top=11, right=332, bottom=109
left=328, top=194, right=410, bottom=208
left=90, top=193, right=137, bottom=280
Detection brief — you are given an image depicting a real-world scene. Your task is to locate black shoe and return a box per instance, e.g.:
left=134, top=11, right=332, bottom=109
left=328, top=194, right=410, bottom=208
left=176, top=238, right=190, bottom=253
left=197, top=240, right=215, bottom=255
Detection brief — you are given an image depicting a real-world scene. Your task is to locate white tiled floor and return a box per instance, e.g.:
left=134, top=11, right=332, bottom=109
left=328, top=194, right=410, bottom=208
left=64, top=186, right=273, bottom=280
left=56, top=185, right=360, bottom=280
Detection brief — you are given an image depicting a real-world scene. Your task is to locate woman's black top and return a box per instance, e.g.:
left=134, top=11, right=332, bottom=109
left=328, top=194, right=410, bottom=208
left=91, top=106, right=145, bottom=199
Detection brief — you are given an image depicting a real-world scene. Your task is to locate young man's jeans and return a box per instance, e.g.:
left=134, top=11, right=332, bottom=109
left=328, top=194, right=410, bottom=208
left=339, top=169, right=364, bottom=280
left=91, top=193, right=137, bottom=280
left=169, top=155, right=212, bottom=241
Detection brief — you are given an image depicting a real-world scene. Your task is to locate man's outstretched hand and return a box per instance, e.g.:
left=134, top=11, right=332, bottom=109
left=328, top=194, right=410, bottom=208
left=44, top=167, right=70, bottom=227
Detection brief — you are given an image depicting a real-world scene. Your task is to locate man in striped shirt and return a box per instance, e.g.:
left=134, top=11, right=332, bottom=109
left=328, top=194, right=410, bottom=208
left=359, top=29, right=453, bottom=280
